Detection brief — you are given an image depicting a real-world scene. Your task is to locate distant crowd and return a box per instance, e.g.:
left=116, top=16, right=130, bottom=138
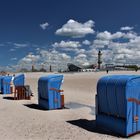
left=0, top=71, right=8, bottom=76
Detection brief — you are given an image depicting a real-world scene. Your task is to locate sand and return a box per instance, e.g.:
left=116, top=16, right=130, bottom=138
left=0, top=71, right=140, bottom=140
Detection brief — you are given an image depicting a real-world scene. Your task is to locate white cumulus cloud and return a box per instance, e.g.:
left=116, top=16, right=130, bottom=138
left=75, top=49, right=86, bottom=54
left=40, top=22, right=49, bottom=30
left=74, top=53, right=88, bottom=65
left=61, top=53, right=71, bottom=60
left=82, top=40, right=91, bottom=45
left=19, top=49, right=72, bottom=71
left=11, top=57, right=17, bottom=61
left=97, top=31, right=124, bottom=40
left=120, top=26, right=134, bottom=31
left=12, top=25, right=140, bottom=71
left=21, top=54, right=40, bottom=63
left=14, top=43, right=28, bottom=48
left=92, top=39, right=110, bottom=48
left=55, top=19, right=95, bottom=38
left=76, top=53, right=87, bottom=59
left=52, top=40, right=81, bottom=48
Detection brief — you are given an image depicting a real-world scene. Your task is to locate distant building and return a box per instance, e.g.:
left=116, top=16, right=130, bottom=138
left=67, top=63, right=97, bottom=72
left=67, top=63, right=82, bottom=72
left=106, top=64, right=115, bottom=70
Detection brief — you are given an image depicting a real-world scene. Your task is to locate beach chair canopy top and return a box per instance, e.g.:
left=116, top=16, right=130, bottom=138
left=13, top=74, right=25, bottom=86
left=2, top=76, right=12, bottom=83
left=38, top=74, right=63, bottom=100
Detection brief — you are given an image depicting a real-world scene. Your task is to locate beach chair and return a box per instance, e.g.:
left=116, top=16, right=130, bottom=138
left=13, top=74, right=31, bottom=100
left=38, top=74, right=64, bottom=110
left=0, top=76, right=3, bottom=93
left=1, top=76, right=12, bottom=94
left=13, top=74, right=25, bottom=99
left=96, top=75, right=140, bottom=137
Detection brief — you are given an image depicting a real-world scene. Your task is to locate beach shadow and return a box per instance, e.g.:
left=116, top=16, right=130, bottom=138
left=65, top=102, right=95, bottom=115
left=24, top=103, right=69, bottom=111
left=24, top=104, right=47, bottom=111
left=3, top=96, right=14, bottom=100
left=67, top=119, right=121, bottom=137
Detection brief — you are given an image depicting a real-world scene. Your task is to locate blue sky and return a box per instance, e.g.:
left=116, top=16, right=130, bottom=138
left=0, top=0, right=140, bottom=71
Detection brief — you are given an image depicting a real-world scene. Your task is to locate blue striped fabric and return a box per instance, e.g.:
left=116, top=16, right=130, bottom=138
left=13, top=74, right=25, bottom=86
left=96, top=75, right=140, bottom=136
left=1, top=76, right=12, bottom=94
left=38, top=74, right=64, bottom=110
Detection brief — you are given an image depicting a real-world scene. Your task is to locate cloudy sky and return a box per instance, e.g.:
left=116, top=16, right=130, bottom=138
left=1, top=0, right=140, bottom=71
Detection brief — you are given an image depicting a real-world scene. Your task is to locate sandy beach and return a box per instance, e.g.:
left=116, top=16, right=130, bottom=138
left=0, top=71, right=140, bottom=140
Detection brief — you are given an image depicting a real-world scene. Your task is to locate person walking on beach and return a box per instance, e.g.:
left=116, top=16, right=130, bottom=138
left=106, top=69, right=109, bottom=74
left=10, top=74, right=15, bottom=93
